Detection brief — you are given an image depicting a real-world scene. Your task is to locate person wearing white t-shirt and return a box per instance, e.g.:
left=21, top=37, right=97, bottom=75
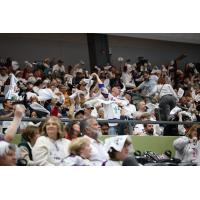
left=103, top=135, right=134, bottom=166
left=132, top=100, right=147, bottom=120
left=0, top=67, right=9, bottom=85
left=80, top=117, right=109, bottom=165
left=123, top=93, right=136, bottom=119
left=62, top=137, right=92, bottom=166
left=33, top=116, right=70, bottom=166
left=174, top=125, right=200, bottom=164
left=52, top=60, right=65, bottom=73
left=91, top=73, right=127, bottom=135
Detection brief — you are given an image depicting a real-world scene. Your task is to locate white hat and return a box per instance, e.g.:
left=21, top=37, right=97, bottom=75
left=117, top=57, right=124, bottom=62
left=104, top=135, right=131, bottom=153
left=24, top=61, right=33, bottom=68
left=83, top=103, right=94, bottom=110
left=27, top=122, right=41, bottom=127
left=43, top=79, right=50, bottom=84
left=27, top=76, right=37, bottom=84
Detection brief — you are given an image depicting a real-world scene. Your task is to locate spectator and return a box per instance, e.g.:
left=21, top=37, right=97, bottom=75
left=62, top=137, right=92, bottom=166
left=143, top=124, right=159, bottom=136
left=18, top=125, right=40, bottom=165
left=80, top=117, right=109, bottom=165
left=123, top=93, right=136, bottom=119
left=131, top=71, right=158, bottom=100
left=0, top=141, right=16, bottom=166
left=133, top=112, right=151, bottom=135
left=0, top=99, right=14, bottom=116
left=52, top=59, right=65, bottom=74
left=173, top=125, right=200, bottom=164
left=83, top=103, right=94, bottom=118
left=121, top=64, right=136, bottom=89
left=153, top=76, right=178, bottom=121
left=32, top=116, right=70, bottom=166
left=65, top=121, right=81, bottom=140
left=74, top=109, right=85, bottom=120
left=100, top=123, right=109, bottom=135
left=92, top=73, right=127, bottom=135
left=0, top=104, right=25, bottom=142
left=103, top=135, right=132, bottom=166
left=0, top=67, right=9, bottom=85
left=132, top=100, right=147, bottom=119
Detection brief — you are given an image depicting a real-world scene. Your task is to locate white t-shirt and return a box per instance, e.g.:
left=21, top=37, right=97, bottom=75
left=83, top=135, right=109, bottom=165
left=32, top=136, right=70, bottom=166
left=62, top=155, right=92, bottom=166
left=52, top=64, right=65, bottom=73
left=124, top=103, right=136, bottom=119
left=174, top=136, right=199, bottom=163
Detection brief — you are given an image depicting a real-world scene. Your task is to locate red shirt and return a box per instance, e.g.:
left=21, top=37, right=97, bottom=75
left=50, top=106, right=59, bottom=116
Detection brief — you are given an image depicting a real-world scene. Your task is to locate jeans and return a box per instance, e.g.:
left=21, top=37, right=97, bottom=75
left=159, top=94, right=176, bottom=121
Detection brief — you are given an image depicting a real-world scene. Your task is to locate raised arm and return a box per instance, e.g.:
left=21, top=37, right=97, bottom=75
left=4, top=105, right=25, bottom=143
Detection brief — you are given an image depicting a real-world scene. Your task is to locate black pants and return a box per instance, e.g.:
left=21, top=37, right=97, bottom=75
left=159, top=95, right=176, bottom=121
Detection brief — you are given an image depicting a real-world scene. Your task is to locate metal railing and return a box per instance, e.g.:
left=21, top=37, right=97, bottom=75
left=1, top=117, right=199, bottom=125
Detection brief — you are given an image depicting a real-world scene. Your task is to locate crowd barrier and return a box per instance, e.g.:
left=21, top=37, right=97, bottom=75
left=1, top=117, right=198, bottom=156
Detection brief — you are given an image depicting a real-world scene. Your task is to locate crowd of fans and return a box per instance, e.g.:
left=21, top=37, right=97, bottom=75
left=0, top=55, right=200, bottom=166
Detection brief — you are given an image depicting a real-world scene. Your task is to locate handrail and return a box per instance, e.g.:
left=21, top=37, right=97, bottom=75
left=0, top=117, right=199, bottom=125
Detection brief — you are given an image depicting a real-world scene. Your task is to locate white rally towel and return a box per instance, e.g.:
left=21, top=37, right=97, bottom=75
left=30, top=102, right=50, bottom=115
left=37, top=88, right=54, bottom=101
left=4, top=73, right=19, bottom=100
left=26, top=92, right=38, bottom=101
left=170, top=106, right=182, bottom=115
left=177, top=88, right=184, bottom=99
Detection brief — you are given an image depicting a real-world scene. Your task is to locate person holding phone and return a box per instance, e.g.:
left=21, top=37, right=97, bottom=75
left=173, top=125, right=200, bottom=164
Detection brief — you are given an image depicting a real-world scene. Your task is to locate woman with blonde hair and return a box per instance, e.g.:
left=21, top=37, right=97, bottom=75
left=32, top=116, right=70, bottom=166
left=62, top=137, right=92, bottom=166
